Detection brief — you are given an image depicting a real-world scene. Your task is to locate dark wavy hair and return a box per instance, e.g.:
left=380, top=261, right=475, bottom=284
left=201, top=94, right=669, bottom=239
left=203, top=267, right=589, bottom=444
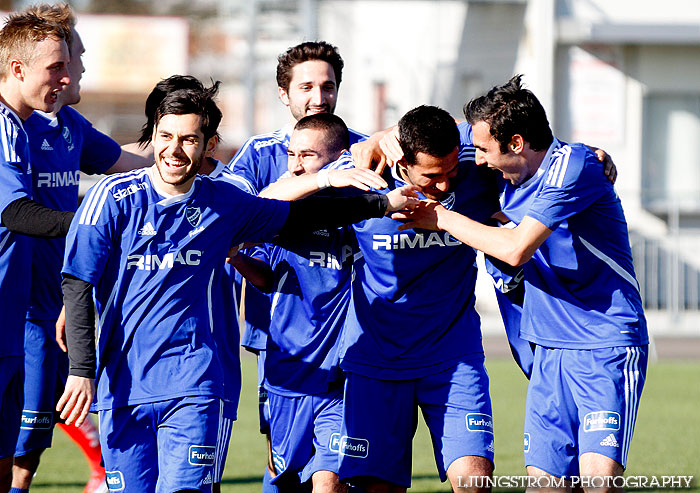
left=464, top=74, right=552, bottom=153
left=398, top=105, right=459, bottom=164
left=276, top=41, right=344, bottom=92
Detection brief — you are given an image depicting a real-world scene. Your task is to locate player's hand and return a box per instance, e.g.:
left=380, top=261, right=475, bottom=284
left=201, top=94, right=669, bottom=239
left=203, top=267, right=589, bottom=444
left=226, top=241, right=259, bottom=265
left=328, top=168, right=388, bottom=191
left=57, top=375, right=95, bottom=427
left=351, top=126, right=400, bottom=174
left=392, top=200, right=445, bottom=231
left=56, top=305, right=67, bottom=352
left=378, top=126, right=403, bottom=168
left=385, top=185, right=420, bottom=213
left=587, top=146, right=617, bottom=184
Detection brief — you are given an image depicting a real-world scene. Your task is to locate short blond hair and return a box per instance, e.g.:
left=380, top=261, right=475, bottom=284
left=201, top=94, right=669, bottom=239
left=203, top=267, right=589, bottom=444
left=0, top=7, right=70, bottom=78
left=23, top=3, right=75, bottom=46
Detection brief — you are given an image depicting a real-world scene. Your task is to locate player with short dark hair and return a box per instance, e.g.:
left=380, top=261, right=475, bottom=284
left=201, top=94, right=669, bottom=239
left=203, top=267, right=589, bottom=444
left=56, top=80, right=417, bottom=492
left=396, top=75, right=648, bottom=490
left=336, top=105, right=498, bottom=493
left=237, top=112, right=387, bottom=493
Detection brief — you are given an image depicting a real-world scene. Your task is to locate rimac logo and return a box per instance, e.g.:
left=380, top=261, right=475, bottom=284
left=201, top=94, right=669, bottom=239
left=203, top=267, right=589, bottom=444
left=37, top=170, right=80, bottom=188
left=105, top=471, right=125, bottom=491
left=524, top=433, right=530, bottom=453
left=62, top=126, right=74, bottom=151
left=309, top=245, right=354, bottom=270
left=186, top=207, right=202, bottom=227
left=113, top=182, right=149, bottom=201
left=188, top=445, right=216, bottom=466
left=372, top=232, right=462, bottom=250
left=20, top=411, right=52, bottom=430
left=126, top=249, right=202, bottom=270
left=466, top=413, right=493, bottom=434
left=583, top=411, right=620, bottom=432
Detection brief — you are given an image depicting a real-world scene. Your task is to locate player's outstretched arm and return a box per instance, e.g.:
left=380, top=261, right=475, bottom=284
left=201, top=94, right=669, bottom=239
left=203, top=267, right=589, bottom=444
left=104, top=143, right=153, bottom=174
left=393, top=201, right=551, bottom=267
left=259, top=167, right=388, bottom=201
left=276, top=185, right=419, bottom=239
left=350, top=125, right=402, bottom=174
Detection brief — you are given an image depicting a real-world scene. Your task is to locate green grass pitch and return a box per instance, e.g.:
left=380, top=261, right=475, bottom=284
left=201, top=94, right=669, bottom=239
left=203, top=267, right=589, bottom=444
left=30, top=355, right=699, bottom=492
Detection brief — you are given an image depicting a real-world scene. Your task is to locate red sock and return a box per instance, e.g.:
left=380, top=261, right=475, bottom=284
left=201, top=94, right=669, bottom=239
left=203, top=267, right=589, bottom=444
left=57, top=416, right=103, bottom=471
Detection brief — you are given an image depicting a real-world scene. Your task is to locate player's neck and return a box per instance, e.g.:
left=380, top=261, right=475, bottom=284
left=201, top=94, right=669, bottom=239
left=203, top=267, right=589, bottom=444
left=0, top=84, right=31, bottom=120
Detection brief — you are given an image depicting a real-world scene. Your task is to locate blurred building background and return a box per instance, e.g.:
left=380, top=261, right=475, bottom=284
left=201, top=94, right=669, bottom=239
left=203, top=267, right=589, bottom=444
left=4, top=0, right=699, bottom=337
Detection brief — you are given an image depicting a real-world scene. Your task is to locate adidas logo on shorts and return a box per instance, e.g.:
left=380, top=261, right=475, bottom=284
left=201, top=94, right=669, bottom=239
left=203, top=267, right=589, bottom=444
left=600, top=433, right=619, bottom=447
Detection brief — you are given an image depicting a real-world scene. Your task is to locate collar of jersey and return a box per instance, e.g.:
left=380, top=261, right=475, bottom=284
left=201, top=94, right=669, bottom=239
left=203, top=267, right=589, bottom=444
left=208, top=159, right=225, bottom=178
left=147, top=166, right=199, bottom=206
left=0, top=101, right=25, bottom=130
left=33, top=110, right=59, bottom=127
left=518, top=137, right=561, bottom=189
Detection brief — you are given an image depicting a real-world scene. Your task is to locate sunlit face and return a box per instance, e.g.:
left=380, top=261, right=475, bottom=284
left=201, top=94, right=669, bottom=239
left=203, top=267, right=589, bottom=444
left=152, top=113, right=212, bottom=195
left=15, top=37, right=70, bottom=118
left=287, top=127, right=343, bottom=176
left=61, top=30, right=85, bottom=106
left=397, top=148, right=459, bottom=201
left=279, top=60, right=337, bottom=121
left=472, top=120, right=528, bottom=185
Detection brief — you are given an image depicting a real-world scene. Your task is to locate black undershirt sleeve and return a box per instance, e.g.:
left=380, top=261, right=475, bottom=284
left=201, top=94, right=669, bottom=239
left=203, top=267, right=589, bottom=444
left=61, top=275, right=97, bottom=378
left=2, top=197, right=74, bottom=238
left=275, top=193, right=388, bottom=241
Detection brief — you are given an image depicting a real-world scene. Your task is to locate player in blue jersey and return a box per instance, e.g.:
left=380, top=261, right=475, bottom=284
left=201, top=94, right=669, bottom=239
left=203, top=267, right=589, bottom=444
left=237, top=113, right=388, bottom=493
left=320, top=105, right=498, bottom=493
left=0, top=11, right=73, bottom=491
left=10, top=6, right=153, bottom=493
left=135, top=74, right=253, bottom=493
left=395, top=76, right=648, bottom=489
left=227, top=41, right=367, bottom=486
left=57, top=82, right=417, bottom=493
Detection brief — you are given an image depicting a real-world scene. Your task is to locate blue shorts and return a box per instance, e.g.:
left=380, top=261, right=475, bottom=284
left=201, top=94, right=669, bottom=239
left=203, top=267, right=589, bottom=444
left=100, top=396, right=222, bottom=492
left=15, top=319, right=68, bottom=456
left=268, top=387, right=343, bottom=485
left=0, top=356, right=23, bottom=459
left=258, top=350, right=271, bottom=434
left=213, top=416, right=233, bottom=483
left=524, top=345, right=648, bottom=477
left=339, top=357, right=494, bottom=487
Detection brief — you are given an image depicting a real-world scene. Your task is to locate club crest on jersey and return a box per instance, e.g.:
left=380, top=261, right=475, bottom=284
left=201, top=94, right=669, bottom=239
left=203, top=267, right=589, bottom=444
left=105, top=471, right=125, bottom=491
left=466, top=413, right=493, bottom=433
left=62, top=126, right=74, bottom=152
left=439, top=192, right=456, bottom=210
left=20, top=411, right=52, bottom=430
left=186, top=207, right=202, bottom=227
left=188, top=445, right=215, bottom=466
left=583, top=411, right=620, bottom=432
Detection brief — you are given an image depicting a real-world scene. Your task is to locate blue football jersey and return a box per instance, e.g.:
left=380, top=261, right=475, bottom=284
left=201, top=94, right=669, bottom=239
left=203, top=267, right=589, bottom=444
left=62, top=167, right=290, bottom=410
left=229, top=127, right=365, bottom=352
left=0, top=103, right=34, bottom=358
left=251, top=215, right=358, bottom=397
left=25, top=107, right=121, bottom=321
left=340, top=123, right=499, bottom=379
left=499, top=139, right=648, bottom=349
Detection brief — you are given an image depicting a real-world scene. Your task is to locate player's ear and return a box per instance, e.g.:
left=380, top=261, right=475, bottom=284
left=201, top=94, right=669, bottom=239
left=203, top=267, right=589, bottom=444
left=205, top=136, right=218, bottom=158
left=509, top=134, right=525, bottom=154
left=278, top=86, right=290, bottom=107
left=9, top=59, right=25, bottom=81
